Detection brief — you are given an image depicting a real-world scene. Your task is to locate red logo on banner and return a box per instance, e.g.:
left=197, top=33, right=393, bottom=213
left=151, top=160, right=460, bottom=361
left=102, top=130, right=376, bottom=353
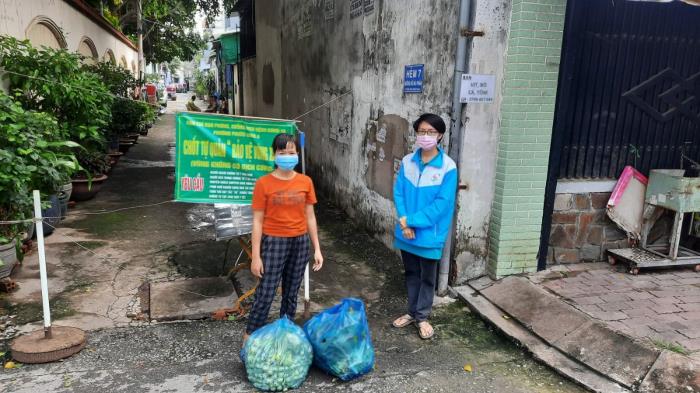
left=181, top=175, right=205, bottom=192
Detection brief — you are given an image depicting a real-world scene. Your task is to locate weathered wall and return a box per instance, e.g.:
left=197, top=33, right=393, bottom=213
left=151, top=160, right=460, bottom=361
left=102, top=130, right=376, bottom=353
left=248, top=0, right=522, bottom=283
left=452, top=0, right=512, bottom=283
left=254, top=0, right=283, bottom=118
left=252, top=0, right=459, bottom=252
left=241, top=57, right=257, bottom=116
left=0, top=0, right=137, bottom=73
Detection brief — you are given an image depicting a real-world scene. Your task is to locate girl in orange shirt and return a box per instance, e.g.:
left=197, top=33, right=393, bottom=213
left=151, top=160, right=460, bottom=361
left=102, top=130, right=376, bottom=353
left=243, top=133, right=324, bottom=344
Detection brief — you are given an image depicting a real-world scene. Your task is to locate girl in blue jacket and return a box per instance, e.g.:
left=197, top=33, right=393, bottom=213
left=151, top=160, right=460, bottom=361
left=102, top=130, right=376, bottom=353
left=392, top=113, right=457, bottom=340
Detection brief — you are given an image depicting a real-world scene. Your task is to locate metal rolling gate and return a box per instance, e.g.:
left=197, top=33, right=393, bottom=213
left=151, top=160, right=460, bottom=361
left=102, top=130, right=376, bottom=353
left=539, top=0, right=700, bottom=268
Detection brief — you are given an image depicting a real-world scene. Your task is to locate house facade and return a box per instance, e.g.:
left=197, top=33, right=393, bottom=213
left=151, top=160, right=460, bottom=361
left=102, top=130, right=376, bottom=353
left=234, top=0, right=700, bottom=283
left=0, top=0, right=138, bottom=73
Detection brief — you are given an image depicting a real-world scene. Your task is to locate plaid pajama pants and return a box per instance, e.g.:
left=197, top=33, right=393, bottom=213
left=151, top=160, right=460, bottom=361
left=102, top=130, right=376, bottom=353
left=246, top=234, right=310, bottom=334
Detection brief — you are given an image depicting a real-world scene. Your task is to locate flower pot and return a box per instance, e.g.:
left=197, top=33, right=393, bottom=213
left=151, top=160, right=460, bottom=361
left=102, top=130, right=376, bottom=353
left=24, top=221, right=35, bottom=241
left=71, top=174, right=108, bottom=201
left=58, top=183, right=72, bottom=220
left=0, top=240, right=17, bottom=278
left=119, top=142, right=134, bottom=154
left=126, top=133, right=140, bottom=142
left=107, top=152, right=124, bottom=166
left=108, top=137, right=120, bottom=153
left=42, top=194, right=61, bottom=236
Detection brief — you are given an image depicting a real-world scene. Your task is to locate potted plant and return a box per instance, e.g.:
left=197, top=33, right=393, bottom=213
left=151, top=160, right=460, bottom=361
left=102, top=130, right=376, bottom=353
left=71, top=150, right=112, bottom=201
left=107, top=151, right=124, bottom=166
left=0, top=37, right=113, bottom=148
left=0, top=91, right=79, bottom=274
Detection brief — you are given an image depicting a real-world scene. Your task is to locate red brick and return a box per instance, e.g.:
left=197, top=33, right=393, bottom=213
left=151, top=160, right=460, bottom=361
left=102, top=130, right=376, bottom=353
left=586, top=225, right=604, bottom=244
left=576, top=213, right=595, bottom=244
left=574, top=193, right=591, bottom=210
left=552, top=212, right=577, bottom=224
left=591, top=193, right=611, bottom=209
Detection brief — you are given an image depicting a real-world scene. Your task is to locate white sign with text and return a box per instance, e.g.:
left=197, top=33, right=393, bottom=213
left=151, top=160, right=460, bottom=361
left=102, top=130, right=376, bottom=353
left=459, top=74, right=496, bottom=103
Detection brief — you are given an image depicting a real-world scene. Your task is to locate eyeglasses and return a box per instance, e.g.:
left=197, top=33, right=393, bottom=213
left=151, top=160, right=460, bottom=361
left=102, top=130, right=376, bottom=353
left=416, top=129, right=440, bottom=136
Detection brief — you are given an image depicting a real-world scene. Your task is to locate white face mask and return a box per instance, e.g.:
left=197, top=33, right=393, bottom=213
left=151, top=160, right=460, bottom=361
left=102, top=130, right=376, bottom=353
left=416, top=135, right=438, bottom=150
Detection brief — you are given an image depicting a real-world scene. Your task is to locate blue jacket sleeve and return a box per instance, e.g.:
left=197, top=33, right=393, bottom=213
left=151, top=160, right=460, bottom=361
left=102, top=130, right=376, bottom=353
left=406, top=169, right=457, bottom=228
left=393, top=164, right=407, bottom=219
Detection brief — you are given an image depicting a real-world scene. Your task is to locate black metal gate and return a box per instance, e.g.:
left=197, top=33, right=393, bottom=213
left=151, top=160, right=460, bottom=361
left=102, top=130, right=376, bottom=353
left=539, top=0, right=700, bottom=268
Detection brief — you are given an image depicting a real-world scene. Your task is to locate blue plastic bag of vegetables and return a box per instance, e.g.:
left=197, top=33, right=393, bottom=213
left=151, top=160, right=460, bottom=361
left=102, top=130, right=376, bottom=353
left=240, top=316, right=313, bottom=391
left=303, top=298, right=374, bottom=381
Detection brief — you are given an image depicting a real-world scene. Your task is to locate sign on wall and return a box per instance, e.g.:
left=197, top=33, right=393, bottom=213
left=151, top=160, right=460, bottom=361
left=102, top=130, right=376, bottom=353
left=459, top=74, right=496, bottom=103
left=175, top=112, right=296, bottom=204
left=403, top=64, right=425, bottom=94
left=350, top=0, right=363, bottom=18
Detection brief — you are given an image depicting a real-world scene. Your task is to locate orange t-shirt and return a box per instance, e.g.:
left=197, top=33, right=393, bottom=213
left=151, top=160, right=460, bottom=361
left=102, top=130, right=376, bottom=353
left=251, top=173, right=317, bottom=237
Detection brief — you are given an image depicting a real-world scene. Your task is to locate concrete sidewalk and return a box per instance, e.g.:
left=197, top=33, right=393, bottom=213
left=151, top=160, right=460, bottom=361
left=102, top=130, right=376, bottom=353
left=454, top=263, right=700, bottom=393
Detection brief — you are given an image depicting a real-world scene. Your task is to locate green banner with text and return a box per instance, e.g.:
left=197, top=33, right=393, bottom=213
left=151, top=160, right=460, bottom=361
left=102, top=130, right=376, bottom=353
left=175, top=112, right=296, bottom=204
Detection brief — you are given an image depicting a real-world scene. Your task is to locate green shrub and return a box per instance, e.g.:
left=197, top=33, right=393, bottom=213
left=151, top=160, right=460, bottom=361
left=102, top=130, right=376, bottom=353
left=0, top=92, right=80, bottom=243
left=0, top=35, right=113, bottom=151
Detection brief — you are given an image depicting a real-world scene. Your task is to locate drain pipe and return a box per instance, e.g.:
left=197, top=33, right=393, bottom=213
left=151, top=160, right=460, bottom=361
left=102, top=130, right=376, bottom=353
left=438, top=0, right=473, bottom=296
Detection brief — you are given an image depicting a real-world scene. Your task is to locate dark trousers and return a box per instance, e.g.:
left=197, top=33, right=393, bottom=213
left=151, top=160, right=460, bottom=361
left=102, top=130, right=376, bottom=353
left=246, top=234, right=310, bottom=334
left=401, top=250, right=438, bottom=322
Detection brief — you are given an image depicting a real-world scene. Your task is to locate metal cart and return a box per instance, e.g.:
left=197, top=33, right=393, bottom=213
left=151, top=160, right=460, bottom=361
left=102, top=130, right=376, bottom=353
left=608, top=169, right=700, bottom=274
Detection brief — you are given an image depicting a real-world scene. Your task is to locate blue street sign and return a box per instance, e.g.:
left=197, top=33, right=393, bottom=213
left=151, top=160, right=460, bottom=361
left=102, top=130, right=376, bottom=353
left=403, top=64, right=425, bottom=94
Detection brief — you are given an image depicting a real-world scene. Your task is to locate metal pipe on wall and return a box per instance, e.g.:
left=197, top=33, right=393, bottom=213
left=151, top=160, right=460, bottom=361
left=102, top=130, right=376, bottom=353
left=438, top=0, right=473, bottom=295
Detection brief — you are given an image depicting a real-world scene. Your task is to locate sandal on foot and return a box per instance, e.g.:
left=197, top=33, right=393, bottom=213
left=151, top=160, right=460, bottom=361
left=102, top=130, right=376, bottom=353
left=416, top=321, right=434, bottom=340
left=392, top=314, right=414, bottom=328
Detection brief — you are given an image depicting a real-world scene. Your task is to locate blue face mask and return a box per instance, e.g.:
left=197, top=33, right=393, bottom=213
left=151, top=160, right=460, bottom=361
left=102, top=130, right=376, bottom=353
left=275, top=154, right=298, bottom=171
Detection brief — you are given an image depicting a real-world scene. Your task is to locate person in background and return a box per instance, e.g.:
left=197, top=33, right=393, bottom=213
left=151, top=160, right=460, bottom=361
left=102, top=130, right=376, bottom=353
left=186, top=95, right=201, bottom=112
left=391, top=113, right=458, bottom=340
left=243, top=133, right=324, bottom=345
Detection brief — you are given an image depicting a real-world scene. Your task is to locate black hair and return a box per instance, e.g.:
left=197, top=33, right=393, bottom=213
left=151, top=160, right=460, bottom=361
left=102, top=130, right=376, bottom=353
left=191, top=95, right=196, bottom=101
left=271, top=133, right=299, bottom=153
left=413, top=113, right=446, bottom=134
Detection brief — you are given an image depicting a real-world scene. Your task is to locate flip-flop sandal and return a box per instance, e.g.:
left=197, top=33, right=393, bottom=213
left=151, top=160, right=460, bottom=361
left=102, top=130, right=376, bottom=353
left=392, top=314, right=414, bottom=328
left=416, top=321, right=434, bottom=340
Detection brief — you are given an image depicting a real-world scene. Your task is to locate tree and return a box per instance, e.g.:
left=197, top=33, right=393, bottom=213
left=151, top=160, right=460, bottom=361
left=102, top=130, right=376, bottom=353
left=86, top=0, right=236, bottom=64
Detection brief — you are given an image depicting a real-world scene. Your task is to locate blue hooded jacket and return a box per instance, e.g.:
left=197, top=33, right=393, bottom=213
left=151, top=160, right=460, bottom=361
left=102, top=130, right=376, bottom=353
left=393, top=147, right=458, bottom=260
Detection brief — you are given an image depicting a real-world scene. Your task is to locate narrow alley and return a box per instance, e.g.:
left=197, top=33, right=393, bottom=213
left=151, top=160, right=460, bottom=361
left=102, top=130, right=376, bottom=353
left=0, top=94, right=586, bottom=393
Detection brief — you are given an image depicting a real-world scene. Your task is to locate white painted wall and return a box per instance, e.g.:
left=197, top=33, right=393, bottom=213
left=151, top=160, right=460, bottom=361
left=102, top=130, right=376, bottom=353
left=0, top=0, right=137, bottom=74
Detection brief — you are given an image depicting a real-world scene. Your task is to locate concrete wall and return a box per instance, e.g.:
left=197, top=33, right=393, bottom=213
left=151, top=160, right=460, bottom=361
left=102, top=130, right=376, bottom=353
left=241, top=57, right=257, bottom=116
left=254, top=0, right=283, bottom=118
left=0, top=0, right=137, bottom=73
left=255, top=0, right=459, bottom=252
left=244, top=0, right=521, bottom=283
left=452, top=0, right=512, bottom=282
